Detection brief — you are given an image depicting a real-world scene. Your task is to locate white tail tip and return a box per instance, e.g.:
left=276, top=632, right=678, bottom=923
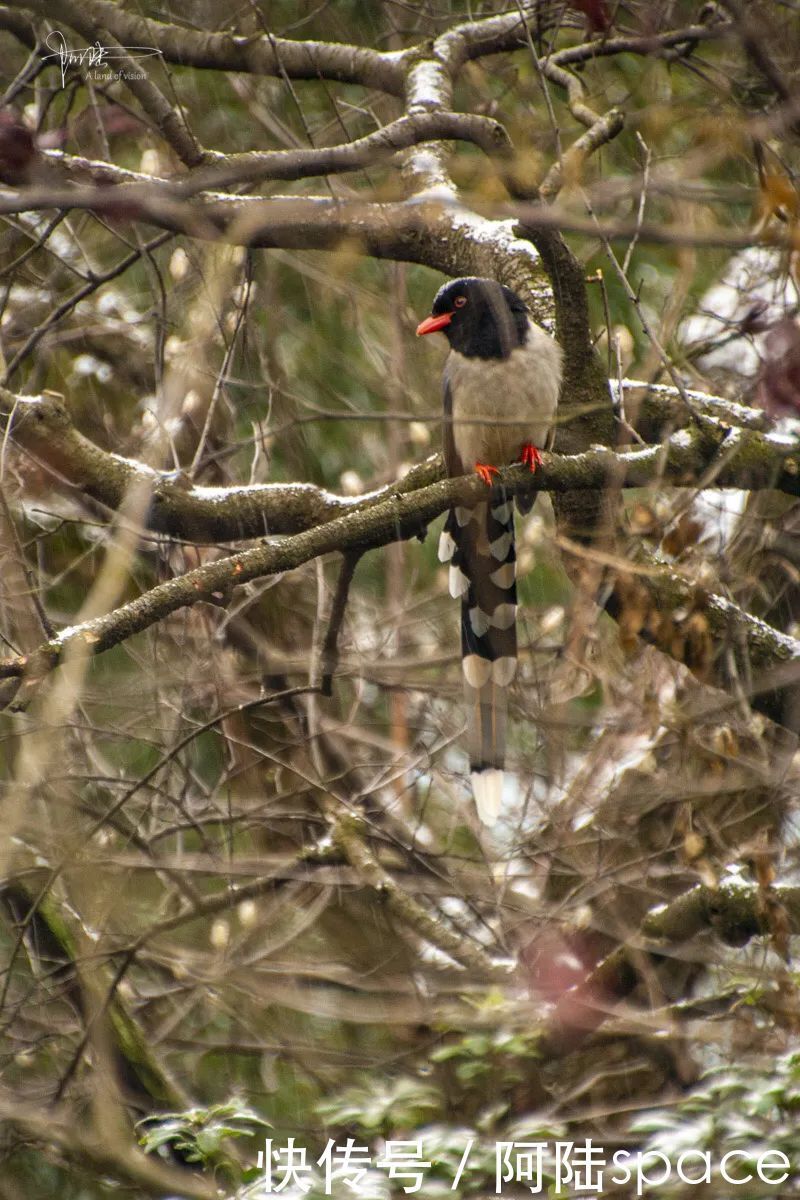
left=438, top=529, right=456, bottom=563
left=471, top=768, right=504, bottom=826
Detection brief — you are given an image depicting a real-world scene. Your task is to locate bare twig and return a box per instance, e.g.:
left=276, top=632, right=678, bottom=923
left=320, top=550, right=362, bottom=696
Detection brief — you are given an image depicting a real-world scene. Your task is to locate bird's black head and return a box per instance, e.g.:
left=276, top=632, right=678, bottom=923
left=416, top=277, right=529, bottom=359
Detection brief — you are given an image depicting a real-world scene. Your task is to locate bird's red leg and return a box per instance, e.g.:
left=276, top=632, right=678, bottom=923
left=475, top=462, right=500, bottom=486
left=520, top=443, right=544, bottom=472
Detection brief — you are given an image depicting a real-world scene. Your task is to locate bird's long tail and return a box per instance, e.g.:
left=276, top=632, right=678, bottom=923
left=438, top=492, right=517, bottom=826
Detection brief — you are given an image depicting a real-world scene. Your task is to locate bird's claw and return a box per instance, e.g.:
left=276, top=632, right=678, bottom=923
left=520, top=443, right=544, bottom=472
left=475, top=462, right=500, bottom=486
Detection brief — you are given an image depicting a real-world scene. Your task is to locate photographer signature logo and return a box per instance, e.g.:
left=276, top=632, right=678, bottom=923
left=44, top=30, right=161, bottom=88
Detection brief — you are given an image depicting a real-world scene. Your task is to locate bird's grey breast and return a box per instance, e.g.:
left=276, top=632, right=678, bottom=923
left=444, top=323, right=562, bottom=471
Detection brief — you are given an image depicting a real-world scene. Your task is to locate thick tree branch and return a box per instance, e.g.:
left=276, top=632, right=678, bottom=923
left=620, top=379, right=770, bottom=439
left=0, top=387, right=443, bottom=539
left=2, top=418, right=800, bottom=689
left=0, top=183, right=791, bottom=261
left=2, top=1, right=727, bottom=103
left=603, top=551, right=800, bottom=676
left=13, top=117, right=511, bottom=195
left=4, top=386, right=798, bottom=545
left=0, top=187, right=557, bottom=305
left=163, top=113, right=512, bottom=193
left=3, top=0, right=407, bottom=93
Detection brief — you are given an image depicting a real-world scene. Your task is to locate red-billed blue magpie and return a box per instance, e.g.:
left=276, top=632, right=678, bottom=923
left=417, top=277, right=562, bottom=825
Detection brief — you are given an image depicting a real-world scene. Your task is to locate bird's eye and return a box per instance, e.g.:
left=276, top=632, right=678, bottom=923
left=454, top=296, right=467, bottom=308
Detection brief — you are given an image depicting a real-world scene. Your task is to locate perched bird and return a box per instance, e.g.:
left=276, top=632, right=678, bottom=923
left=416, top=277, right=562, bottom=825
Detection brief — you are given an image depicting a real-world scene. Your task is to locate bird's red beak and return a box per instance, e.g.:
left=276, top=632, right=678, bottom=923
left=416, top=311, right=453, bottom=336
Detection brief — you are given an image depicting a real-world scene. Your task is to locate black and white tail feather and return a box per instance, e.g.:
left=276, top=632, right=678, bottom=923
left=438, top=494, right=518, bottom=825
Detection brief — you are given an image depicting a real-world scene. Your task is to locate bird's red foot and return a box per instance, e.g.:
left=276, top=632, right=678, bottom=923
left=475, top=462, right=500, bottom=486
left=520, top=443, right=544, bottom=472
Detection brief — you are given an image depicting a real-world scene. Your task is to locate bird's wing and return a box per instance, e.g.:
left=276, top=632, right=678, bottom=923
left=441, top=369, right=462, bottom=477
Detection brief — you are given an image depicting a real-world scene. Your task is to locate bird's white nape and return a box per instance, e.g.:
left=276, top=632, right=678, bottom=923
left=471, top=768, right=504, bottom=826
